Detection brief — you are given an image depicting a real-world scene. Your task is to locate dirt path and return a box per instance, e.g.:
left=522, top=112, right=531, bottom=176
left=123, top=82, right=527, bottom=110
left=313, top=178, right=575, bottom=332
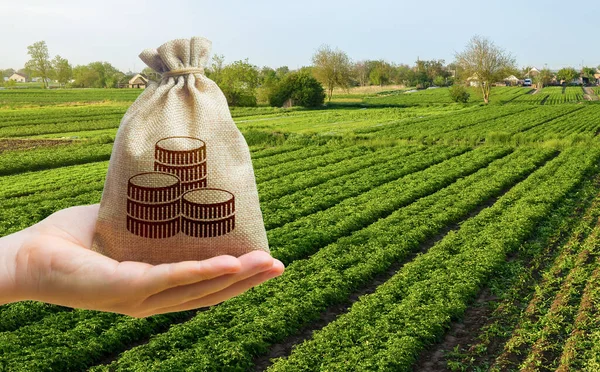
left=583, top=87, right=599, bottom=101
left=0, top=139, right=73, bottom=153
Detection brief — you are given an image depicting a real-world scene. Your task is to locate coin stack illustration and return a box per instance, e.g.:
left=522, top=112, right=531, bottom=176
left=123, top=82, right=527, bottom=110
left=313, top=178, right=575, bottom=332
left=126, top=172, right=181, bottom=238
left=154, top=137, right=207, bottom=192
left=126, top=136, right=236, bottom=239
left=181, top=188, right=235, bottom=237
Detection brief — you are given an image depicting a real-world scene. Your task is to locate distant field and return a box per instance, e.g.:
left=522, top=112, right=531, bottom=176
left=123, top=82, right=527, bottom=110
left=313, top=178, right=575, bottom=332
left=1, top=87, right=600, bottom=371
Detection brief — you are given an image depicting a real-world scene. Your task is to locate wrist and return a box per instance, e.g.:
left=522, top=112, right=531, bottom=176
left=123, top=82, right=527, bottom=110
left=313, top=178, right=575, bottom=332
left=0, top=228, right=34, bottom=304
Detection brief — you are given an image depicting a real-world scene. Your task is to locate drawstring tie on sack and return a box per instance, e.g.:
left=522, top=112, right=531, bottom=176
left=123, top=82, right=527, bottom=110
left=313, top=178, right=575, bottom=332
left=162, top=67, right=205, bottom=78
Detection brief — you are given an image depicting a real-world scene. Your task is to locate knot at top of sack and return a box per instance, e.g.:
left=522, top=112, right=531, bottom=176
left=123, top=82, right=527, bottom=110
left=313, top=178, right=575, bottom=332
left=139, top=36, right=212, bottom=76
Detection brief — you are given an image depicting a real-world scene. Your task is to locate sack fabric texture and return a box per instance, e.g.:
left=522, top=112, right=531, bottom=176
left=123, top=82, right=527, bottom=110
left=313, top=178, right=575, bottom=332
left=91, top=36, right=269, bottom=264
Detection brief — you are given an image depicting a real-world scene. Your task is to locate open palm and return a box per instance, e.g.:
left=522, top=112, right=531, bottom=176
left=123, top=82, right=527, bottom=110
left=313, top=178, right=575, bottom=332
left=11, top=204, right=283, bottom=318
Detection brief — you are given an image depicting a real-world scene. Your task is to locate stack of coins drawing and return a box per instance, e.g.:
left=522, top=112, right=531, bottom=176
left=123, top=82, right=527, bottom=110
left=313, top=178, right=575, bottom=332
left=126, top=136, right=236, bottom=239
left=154, top=137, right=207, bottom=192
left=181, top=189, right=235, bottom=237
left=126, top=172, right=181, bottom=238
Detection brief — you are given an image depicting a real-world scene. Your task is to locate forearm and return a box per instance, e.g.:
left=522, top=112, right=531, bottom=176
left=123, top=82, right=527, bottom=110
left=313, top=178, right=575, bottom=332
left=0, top=230, right=28, bottom=305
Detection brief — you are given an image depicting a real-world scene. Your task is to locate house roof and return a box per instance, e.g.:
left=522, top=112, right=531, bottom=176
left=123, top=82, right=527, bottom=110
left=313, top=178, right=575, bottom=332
left=10, top=72, right=27, bottom=78
left=504, top=75, right=519, bottom=81
left=128, top=73, right=149, bottom=85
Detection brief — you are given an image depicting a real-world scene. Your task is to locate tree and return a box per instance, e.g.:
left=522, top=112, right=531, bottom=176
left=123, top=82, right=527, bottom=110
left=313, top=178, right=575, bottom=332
left=206, top=54, right=225, bottom=83
left=534, top=68, right=553, bottom=89
left=72, top=65, right=100, bottom=88
left=556, top=67, right=578, bottom=85
left=218, top=59, right=259, bottom=106
left=52, top=55, right=72, bottom=87
left=311, top=45, right=351, bottom=102
left=395, top=64, right=415, bottom=86
left=455, top=35, right=516, bottom=104
left=269, top=70, right=325, bottom=108
left=369, top=60, right=393, bottom=86
left=87, top=62, right=123, bottom=88
left=1, top=68, right=15, bottom=78
left=141, top=67, right=160, bottom=82
left=25, top=41, right=53, bottom=88
left=352, top=61, right=371, bottom=87
left=582, top=66, right=596, bottom=84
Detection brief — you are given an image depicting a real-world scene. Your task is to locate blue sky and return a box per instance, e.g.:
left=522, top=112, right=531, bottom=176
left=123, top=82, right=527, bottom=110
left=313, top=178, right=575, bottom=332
left=1, top=0, right=598, bottom=73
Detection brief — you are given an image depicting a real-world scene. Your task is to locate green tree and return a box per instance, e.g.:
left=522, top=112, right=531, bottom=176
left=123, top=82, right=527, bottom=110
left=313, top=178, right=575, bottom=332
left=25, top=41, right=53, bottom=88
left=395, top=64, right=415, bottom=86
left=72, top=65, right=100, bottom=88
left=218, top=59, right=259, bottom=106
left=52, top=56, right=72, bottom=87
left=269, top=70, right=325, bottom=108
left=206, top=54, right=225, bottom=83
left=581, top=66, right=596, bottom=84
left=534, top=68, right=553, bottom=89
left=455, top=35, right=516, bottom=104
left=556, top=67, right=579, bottom=85
left=275, top=66, right=290, bottom=80
left=311, top=45, right=352, bottom=102
left=369, top=60, right=393, bottom=86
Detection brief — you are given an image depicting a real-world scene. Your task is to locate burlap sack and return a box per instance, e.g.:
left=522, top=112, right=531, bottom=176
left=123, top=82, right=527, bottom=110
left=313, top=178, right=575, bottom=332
left=91, top=36, right=269, bottom=264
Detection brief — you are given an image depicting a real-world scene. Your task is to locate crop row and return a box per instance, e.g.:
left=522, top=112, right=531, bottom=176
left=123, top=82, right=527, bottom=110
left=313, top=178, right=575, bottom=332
left=258, top=145, right=426, bottom=200
left=448, top=105, right=581, bottom=144
left=520, top=105, right=600, bottom=141
left=0, top=107, right=126, bottom=128
left=0, top=143, right=113, bottom=177
left=270, top=147, right=600, bottom=371
left=371, top=104, right=531, bottom=141
left=0, top=146, right=503, bottom=370
left=261, top=145, right=466, bottom=229
left=89, top=148, right=553, bottom=371
left=442, top=177, right=600, bottom=370
left=255, top=144, right=391, bottom=184
left=0, top=145, right=456, bottom=356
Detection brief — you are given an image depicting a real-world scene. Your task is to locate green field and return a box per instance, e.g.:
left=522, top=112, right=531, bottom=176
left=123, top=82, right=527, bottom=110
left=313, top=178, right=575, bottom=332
left=1, top=87, right=600, bottom=371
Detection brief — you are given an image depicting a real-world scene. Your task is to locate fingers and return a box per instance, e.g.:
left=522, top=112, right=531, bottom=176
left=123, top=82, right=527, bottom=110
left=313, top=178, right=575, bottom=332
left=150, top=260, right=284, bottom=315
left=140, top=251, right=278, bottom=310
left=142, top=255, right=243, bottom=294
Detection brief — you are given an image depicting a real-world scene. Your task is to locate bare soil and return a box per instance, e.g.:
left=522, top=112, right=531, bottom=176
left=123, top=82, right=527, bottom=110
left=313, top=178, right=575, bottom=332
left=0, top=139, right=73, bottom=153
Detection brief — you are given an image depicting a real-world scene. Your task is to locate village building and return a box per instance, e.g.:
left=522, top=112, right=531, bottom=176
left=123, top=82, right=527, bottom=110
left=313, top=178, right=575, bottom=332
left=8, top=73, right=27, bottom=82
left=128, top=74, right=148, bottom=89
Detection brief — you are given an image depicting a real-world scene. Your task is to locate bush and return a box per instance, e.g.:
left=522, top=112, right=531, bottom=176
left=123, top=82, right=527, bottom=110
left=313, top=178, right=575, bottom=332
left=449, top=84, right=470, bottom=103
left=269, top=71, right=325, bottom=108
left=433, top=76, right=446, bottom=87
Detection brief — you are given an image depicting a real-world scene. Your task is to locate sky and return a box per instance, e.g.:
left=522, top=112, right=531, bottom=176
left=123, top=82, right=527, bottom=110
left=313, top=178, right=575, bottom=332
left=1, top=0, right=598, bottom=73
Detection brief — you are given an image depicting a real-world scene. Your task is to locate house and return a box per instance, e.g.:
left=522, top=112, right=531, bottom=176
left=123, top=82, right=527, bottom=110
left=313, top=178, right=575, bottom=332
left=525, top=67, right=540, bottom=78
left=128, top=74, right=148, bottom=88
left=595, top=70, right=600, bottom=85
left=503, top=75, right=519, bottom=86
left=466, top=73, right=480, bottom=87
left=8, top=73, right=27, bottom=82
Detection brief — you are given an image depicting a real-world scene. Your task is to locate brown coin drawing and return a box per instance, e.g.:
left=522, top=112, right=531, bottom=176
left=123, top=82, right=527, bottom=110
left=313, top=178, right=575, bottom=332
left=181, top=188, right=235, bottom=238
left=125, top=136, right=236, bottom=239
left=126, top=172, right=181, bottom=238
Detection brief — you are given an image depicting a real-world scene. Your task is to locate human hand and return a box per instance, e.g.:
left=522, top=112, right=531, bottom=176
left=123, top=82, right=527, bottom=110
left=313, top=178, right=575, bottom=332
left=0, top=204, right=284, bottom=318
